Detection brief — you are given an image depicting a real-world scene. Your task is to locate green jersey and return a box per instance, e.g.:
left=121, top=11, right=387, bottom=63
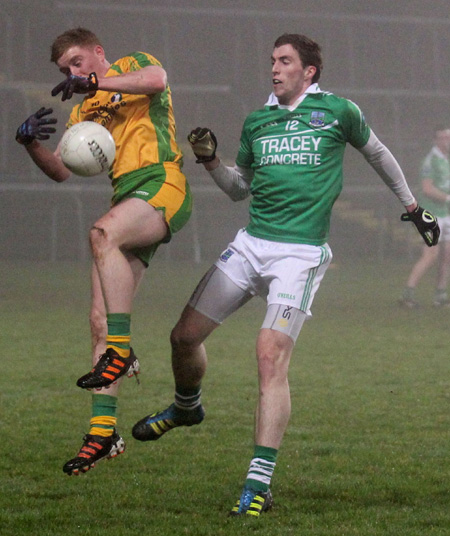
left=236, top=85, right=371, bottom=245
left=418, top=146, right=450, bottom=218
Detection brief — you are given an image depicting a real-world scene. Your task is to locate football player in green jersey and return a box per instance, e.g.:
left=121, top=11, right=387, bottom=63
left=132, top=33, right=439, bottom=516
left=15, top=28, right=191, bottom=476
left=400, top=126, right=450, bottom=308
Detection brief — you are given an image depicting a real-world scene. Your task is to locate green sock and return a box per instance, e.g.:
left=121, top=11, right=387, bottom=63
left=106, top=313, right=131, bottom=358
left=245, top=445, right=278, bottom=492
left=89, top=394, right=118, bottom=437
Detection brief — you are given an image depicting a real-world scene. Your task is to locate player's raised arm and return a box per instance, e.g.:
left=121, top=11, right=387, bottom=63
left=187, top=127, right=251, bottom=201
left=51, top=65, right=167, bottom=102
left=98, top=65, right=167, bottom=95
left=15, top=107, right=71, bottom=183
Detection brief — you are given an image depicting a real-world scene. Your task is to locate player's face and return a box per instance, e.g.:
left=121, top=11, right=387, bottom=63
left=56, top=45, right=106, bottom=78
left=271, top=44, right=316, bottom=105
left=436, top=129, right=450, bottom=154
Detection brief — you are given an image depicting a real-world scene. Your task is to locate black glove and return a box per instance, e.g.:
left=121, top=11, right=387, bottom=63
left=401, top=205, right=440, bottom=247
left=187, top=127, right=217, bottom=163
left=15, top=107, right=57, bottom=145
left=51, top=72, right=98, bottom=101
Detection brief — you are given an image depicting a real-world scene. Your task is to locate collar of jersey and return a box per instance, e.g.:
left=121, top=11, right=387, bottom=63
left=265, top=83, right=322, bottom=110
left=431, top=145, right=449, bottom=161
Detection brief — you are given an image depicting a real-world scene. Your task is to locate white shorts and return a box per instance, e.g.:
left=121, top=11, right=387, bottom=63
left=214, top=229, right=332, bottom=315
left=438, top=215, right=450, bottom=242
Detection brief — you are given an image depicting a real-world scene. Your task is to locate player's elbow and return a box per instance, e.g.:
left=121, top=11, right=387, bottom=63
left=153, top=79, right=167, bottom=93
left=229, top=190, right=250, bottom=202
left=228, top=182, right=251, bottom=202
left=54, top=166, right=72, bottom=182
left=145, top=66, right=167, bottom=94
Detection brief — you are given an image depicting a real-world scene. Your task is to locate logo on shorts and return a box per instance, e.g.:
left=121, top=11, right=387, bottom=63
left=219, top=249, right=234, bottom=262
left=134, top=190, right=149, bottom=196
left=277, top=292, right=296, bottom=300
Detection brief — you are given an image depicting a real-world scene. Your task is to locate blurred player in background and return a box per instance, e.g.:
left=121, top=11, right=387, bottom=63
left=15, top=28, right=191, bottom=475
left=131, top=34, right=439, bottom=516
left=400, top=126, right=450, bottom=308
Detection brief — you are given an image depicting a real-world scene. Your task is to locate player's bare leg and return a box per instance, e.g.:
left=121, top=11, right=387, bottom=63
left=231, top=328, right=294, bottom=516
left=170, top=306, right=217, bottom=387
left=77, top=199, right=166, bottom=390
left=434, top=240, right=450, bottom=306
left=90, top=198, right=167, bottom=313
left=406, top=244, right=439, bottom=288
left=401, top=244, right=440, bottom=307
left=63, top=258, right=146, bottom=475
left=132, top=306, right=217, bottom=441
left=88, top=261, right=145, bottom=394
left=254, top=328, right=293, bottom=449
left=64, top=200, right=166, bottom=474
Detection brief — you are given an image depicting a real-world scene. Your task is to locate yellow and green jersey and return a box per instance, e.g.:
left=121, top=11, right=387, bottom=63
left=66, top=51, right=183, bottom=201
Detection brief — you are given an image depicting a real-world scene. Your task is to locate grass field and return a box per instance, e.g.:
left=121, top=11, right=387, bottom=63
left=1, top=257, right=449, bottom=535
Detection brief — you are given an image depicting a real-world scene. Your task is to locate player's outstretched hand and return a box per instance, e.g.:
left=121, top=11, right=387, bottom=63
left=51, top=72, right=98, bottom=101
left=15, top=107, right=57, bottom=145
left=401, top=205, right=440, bottom=247
left=187, top=127, right=217, bottom=163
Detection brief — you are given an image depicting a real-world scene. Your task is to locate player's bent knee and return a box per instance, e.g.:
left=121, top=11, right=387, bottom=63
left=170, top=309, right=215, bottom=350
left=90, top=225, right=120, bottom=260
left=90, top=225, right=106, bottom=239
left=89, top=225, right=107, bottom=253
left=170, top=324, right=199, bottom=351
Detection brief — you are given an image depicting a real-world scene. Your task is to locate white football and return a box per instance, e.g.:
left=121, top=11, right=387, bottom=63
left=60, top=122, right=116, bottom=177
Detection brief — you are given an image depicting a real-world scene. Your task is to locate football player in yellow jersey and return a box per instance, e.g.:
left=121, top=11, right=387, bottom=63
left=15, top=28, right=192, bottom=475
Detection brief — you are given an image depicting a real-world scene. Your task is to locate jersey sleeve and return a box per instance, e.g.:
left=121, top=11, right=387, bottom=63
left=109, top=52, right=163, bottom=75
left=235, top=117, right=254, bottom=168
left=341, top=99, right=371, bottom=149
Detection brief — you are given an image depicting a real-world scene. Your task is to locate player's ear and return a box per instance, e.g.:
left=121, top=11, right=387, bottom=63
left=93, top=45, right=105, bottom=61
left=305, top=65, right=317, bottom=81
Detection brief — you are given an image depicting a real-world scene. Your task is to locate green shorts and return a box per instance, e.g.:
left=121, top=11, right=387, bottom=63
left=112, top=162, right=192, bottom=266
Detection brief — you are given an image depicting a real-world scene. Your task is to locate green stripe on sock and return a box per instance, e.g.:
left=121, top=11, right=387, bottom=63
left=92, top=394, right=118, bottom=418
left=107, top=313, right=131, bottom=351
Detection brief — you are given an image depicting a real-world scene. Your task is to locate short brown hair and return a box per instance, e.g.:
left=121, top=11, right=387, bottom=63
left=50, top=28, right=102, bottom=63
left=273, top=34, right=323, bottom=83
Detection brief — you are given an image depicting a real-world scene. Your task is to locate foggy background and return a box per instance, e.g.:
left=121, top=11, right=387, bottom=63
left=1, top=0, right=449, bottom=264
